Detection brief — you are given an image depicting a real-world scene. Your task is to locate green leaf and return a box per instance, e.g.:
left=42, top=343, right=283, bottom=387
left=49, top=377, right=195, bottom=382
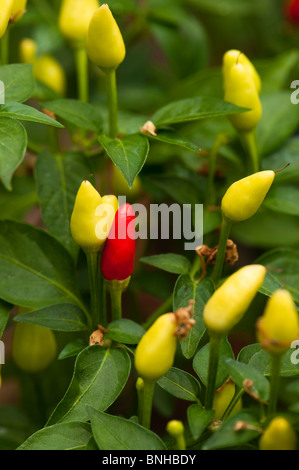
left=187, top=405, right=214, bottom=440
left=47, top=347, right=131, bottom=425
left=222, top=356, right=269, bottom=403
left=173, top=276, right=214, bottom=359
left=262, top=137, right=299, bottom=184
left=247, top=348, right=299, bottom=378
left=0, top=102, right=63, bottom=128
left=257, top=92, right=299, bottom=156
left=237, top=343, right=263, bottom=364
left=257, top=49, right=299, bottom=93
left=256, top=248, right=299, bottom=303
left=0, top=300, right=12, bottom=339
left=58, top=340, right=88, bottom=360
left=88, top=408, right=166, bottom=450
left=152, top=97, right=247, bottom=127
left=264, top=185, right=299, bottom=216
left=193, top=338, right=234, bottom=388
left=0, top=175, right=37, bottom=221
left=202, top=410, right=261, bottom=450
left=0, top=117, right=27, bottom=190
left=42, top=99, right=103, bottom=132
left=0, top=220, right=84, bottom=311
left=141, top=253, right=191, bottom=275
left=231, top=208, right=299, bottom=249
left=147, top=175, right=201, bottom=205
left=14, top=304, right=88, bottom=332
left=259, top=271, right=284, bottom=299
left=99, top=133, right=149, bottom=188
left=0, top=64, right=35, bottom=103
left=107, top=319, right=145, bottom=344
left=18, top=422, right=92, bottom=450
left=157, top=367, right=201, bottom=403
left=146, top=129, right=200, bottom=152
left=34, top=150, right=91, bottom=258
left=0, top=407, right=35, bottom=450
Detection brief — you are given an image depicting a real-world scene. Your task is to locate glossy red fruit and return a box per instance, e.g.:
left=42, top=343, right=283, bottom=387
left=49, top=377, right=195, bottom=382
left=100, top=203, right=135, bottom=281
left=285, top=0, right=299, bottom=23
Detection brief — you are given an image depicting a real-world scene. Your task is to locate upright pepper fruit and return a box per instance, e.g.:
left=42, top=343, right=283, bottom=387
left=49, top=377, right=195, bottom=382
left=20, top=38, right=66, bottom=96
left=213, top=379, right=242, bottom=421
left=259, top=417, right=296, bottom=450
left=135, top=302, right=195, bottom=428
left=59, top=0, right=99, bottom=45
left=205, top=265, right=266, bottom=338
left=166, top=421, right=186, bottom=451
left=87, top=4, right=126, bottom=71
left=221, top=170, right=275, bottom=223
left=257, top=289, right=299, bottom=416
left=256, top=289, right=299, bottom=355
left=285, top=0, right=299, bottom=23
left=0, top=0, right=14, bottom=39
left=11, top=0, right=27, bottom=22
left=100, top=203, right=135, bottom=321
left=12, top=323, right=57, bottom=373
left=223, top=49, right=261, bottom=94
left=70, top=180, right=118, bottom=254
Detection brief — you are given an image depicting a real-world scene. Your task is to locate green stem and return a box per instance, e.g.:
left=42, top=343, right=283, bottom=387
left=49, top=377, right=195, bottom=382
left=110, top=286, right=123, bottom=321
left=175, top=434, right=186, bottom=451
left=268, top=354, right=282, bottom=416
left=206, top=134, right=226, bottom=206
left=99, top=271, right=107, bottom=327
left=205, top=335, right=221, bottom=410
left=222, top=387, right=245, bottom=420
left=1, top=27, right=10, bottom=66
left=142, top=295, right=173, bottom=330
left=85, top=251, right=100, bottom=330
left=142, top=379, right=156, bottom=429
left=239, top=130, right=259, bottom=174
left=190, top=254, right=202, bottom=281
left=75, top=47, right=89, bottom=103
left=105, top=68, right=118, bottom=138
left=211, top=216, right=232, bottom=285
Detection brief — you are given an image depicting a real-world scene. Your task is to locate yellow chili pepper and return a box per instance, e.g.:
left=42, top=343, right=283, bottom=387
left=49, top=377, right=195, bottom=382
left=59, top=0, right=99, bottom=45
left=135, top=313, right=178, bottom=382
left=0, top=0, right=14, bottom=39
left=11, top=0, right=27, bottom=21
left=87, top=4, right=126, bottom=70
left=224, top=61, right=262, bottom=133
left=166, top=421, right=186, bottom=450
left=20, top=38, right=66, bottom=95
left=12, top=323, right=57, bottom=373
left=213, top=379, right=242, bottom=421
left=256, top=289, right=299, bottom=355
left=259, top=417, right=296, bottom=450
left=70, top=180, right=118, bottom=253
left=204, top=265, right=266, bottom=337
left=223, top=49, right=261, bottom=94
left=221, top=170, right=275, bottom=223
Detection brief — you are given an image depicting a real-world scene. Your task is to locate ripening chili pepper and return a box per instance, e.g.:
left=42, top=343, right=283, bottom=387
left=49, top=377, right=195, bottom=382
left=204, top=265, right=266, bottom=338
left=166, top=421, right=186, bottom=451
left=213, top=379, right=242, bottom=421
left=285, top=0, right=299, bottom=23
left=221, top=170, right=275, bottom=223
left=20, top=39, right=66, bottom=95
left=12, top=323, right=57, bottom=373
left=256, top=289, right=299, bottom=355
left=11, top=0, right=27, bottom=21
left=223, top=50, right=261, bottom=95
left=70, top=180, right=118, bottom=254
left=87, top=4, right=126, bottom=70
left=100, top=203, right=135, bottom=282
left=135, top=302, right=195, bottom=382
left=59, top=0, right=99, bottom=45
left=224, top=61, right=262, bottom=133
left=259, top=417, right=296, bottom=450
left=0, top=0, right=14, bottom=39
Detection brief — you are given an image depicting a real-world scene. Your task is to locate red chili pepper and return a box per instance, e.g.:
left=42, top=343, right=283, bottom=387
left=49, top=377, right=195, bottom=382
left=100, top=203, right=135, bottom=281
left=285, top=0, right=299, bottom=23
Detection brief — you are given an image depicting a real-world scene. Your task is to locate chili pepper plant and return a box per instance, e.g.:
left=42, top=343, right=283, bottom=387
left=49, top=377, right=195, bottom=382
left=0, top=0, right=299, bottom=452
